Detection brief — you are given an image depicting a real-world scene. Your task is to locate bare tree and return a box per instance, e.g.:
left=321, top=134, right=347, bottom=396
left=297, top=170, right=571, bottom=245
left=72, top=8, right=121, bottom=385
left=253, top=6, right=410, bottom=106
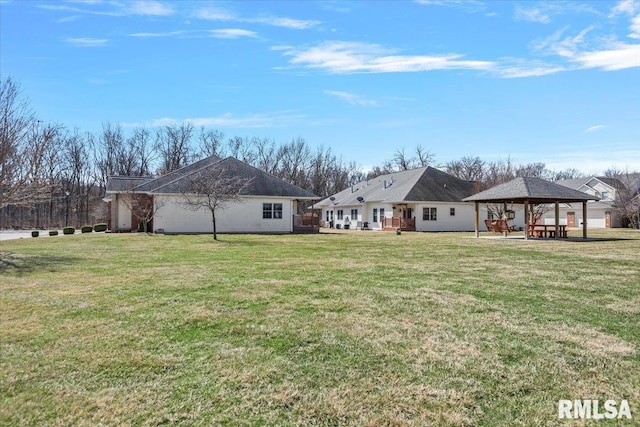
left=445, top=156, right=486, bottom=182
left=252, top=136, right=281, bottom=175
left=0, top=76, right=39, bottom=209
left=227, top=136, right=256, bottom=165
left=198, top=127, right=226, bottom=159
left=415, top=145, right=434, bottom=167
left=119, top=189, right=165, bottom=233
left=278, top=137, right=310, bottom=185
left=180, top=166, right=252, bottom=240
left=605, top=168, right=640, bottom=229
left=155, top=122, right=194, bottom=174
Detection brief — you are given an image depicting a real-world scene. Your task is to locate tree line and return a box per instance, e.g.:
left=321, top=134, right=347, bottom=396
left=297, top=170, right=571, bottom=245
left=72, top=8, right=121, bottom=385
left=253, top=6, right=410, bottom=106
left=2, top=76, right=638, bottom=229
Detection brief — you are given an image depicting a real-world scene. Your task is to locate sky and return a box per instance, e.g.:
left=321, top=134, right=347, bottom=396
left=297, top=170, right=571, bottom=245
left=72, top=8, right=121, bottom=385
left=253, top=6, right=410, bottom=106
left=1, top=0, right=639, bottom=174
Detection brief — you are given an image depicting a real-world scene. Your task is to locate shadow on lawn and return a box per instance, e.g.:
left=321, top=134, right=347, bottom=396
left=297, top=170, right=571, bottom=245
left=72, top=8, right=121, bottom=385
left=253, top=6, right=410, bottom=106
left=0, top=251, right=81, bottom=275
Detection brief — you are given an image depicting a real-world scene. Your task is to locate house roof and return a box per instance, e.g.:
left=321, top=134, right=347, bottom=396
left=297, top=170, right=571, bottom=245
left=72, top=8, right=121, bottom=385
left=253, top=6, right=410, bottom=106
left=315, top=166, right=476, bottom=207
left=105, top=176, right=154, bottom=193
left=106, top=156, right=318, bottom=199
left=463, top=176, right=600, bottom=204
left=556, top=176, right=622, bottom=192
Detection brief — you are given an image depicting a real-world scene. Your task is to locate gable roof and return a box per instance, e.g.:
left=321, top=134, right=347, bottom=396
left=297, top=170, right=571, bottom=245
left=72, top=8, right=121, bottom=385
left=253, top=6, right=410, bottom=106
left=556, top=176, right=621, bottom=192
left=316, top=167, right=476, bottom=207
left=463, top=177, right=600, bottom=204
left=106, top=156, right=318, bottom=199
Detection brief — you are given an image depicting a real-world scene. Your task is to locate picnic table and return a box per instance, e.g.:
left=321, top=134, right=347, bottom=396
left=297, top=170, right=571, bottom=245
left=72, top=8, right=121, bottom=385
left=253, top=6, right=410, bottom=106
left=528, top=224, right=568, bottom=238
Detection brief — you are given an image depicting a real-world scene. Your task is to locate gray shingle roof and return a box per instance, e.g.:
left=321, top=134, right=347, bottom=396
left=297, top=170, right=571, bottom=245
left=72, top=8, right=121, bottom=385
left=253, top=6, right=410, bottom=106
left=463, top=177, right=600, bottom=203
left=105, top=176, right=154, bottom=192
left=106, top=156, right=318, bottom=199
left=316, top=167, right=476, bottom=207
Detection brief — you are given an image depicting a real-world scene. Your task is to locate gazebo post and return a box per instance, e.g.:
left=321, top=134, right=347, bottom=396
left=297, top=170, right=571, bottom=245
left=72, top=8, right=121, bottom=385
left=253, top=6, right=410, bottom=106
left=502, top=202, right=508, bottom=237
left=474, top=201, right=479, bottom=238
left=554, top=201, right=560, bottom=240
left=582, top=201, right=588, bottom=239
left=524, top=200, right=529, bottom=240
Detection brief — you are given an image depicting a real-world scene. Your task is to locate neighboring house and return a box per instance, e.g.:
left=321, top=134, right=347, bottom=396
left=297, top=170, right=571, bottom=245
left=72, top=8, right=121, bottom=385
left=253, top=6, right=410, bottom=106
left=315, top=167, right=503, bottom=232
left=105, top=156, right=318, bottom=234
left=541, top=176, right=623, bottom=228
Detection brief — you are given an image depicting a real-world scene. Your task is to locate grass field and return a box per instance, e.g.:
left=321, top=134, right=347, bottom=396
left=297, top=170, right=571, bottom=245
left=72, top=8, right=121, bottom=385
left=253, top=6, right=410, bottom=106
left=1, top=229, right=639, bottom=426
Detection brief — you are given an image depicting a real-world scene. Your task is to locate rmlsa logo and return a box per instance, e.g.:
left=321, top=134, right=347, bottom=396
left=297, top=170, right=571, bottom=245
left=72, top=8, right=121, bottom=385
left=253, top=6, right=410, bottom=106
left=558, top=399, right=632, bottom=420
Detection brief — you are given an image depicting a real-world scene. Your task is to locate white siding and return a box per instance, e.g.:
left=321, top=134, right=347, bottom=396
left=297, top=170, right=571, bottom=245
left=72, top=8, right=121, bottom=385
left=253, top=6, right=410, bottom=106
left=541, top=205, right=614, bottom=228
left=153, top=195, right=294, bottom=233
left=414, top=203, right=517, bottom=232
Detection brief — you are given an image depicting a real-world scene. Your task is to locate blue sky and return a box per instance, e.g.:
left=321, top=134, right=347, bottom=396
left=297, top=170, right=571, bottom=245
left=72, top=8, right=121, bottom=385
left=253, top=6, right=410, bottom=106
left=1, top=0, right=639, bottom=174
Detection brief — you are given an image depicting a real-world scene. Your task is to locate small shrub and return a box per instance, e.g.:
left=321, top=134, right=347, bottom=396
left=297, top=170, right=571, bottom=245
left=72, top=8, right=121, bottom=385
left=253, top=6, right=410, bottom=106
left=32, top=230, right=39, bottom=238
left=63, top=226, right=75, bottom=235
left=93, top=223, right=107, bottom=232
left=49, top=230, right=58, bottom=236
left=81, top=225, right=93, bottom=233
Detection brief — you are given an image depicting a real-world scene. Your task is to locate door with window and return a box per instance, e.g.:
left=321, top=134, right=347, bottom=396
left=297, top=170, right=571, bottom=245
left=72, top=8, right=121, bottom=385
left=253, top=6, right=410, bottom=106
left=605, top=211, right=611, bottom=228
left=567, top=212, right=575, bottom=227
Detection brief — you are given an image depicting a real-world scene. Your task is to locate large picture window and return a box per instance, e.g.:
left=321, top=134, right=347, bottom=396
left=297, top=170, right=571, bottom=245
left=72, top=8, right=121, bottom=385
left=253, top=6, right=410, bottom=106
left=423, top=207, right=437, bottom=221
left=263, top=203, right=283, bottom=219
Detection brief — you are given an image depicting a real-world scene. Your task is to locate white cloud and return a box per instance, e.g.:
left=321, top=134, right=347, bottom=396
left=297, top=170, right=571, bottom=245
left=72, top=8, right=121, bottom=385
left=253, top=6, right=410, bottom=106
left=279, top=41, right=494, bottom=74
left=209, top=29, right=257, bottom=39
left=249, top=16, right=320, bottom=30
left=496, top=62, right=566, bottom=78
left=41, top=0, right=174, bottom=17
left=515, top=6, right=551, bottom=23
left=193, top=7, right=319, bottom=30
left=532, top=26, right=640, bottom=71
left=126, top=1, right=174, bottom=16
left=575, top=42, right=640, bottom=70
left=629, top=14, right=640, bottom=38
left=324, top=90, right=377, bottom=106
left=532, top=26, right=594, bottom=58
left=414, top=0, right=486, bottom=13
left=610, top=0, right=640, bottom=16
left=65, top=37, right=108, bottom=47
left=142, top=112, right=306, bottom=129
left=585, top=125, right=605, bottom=133
left=129, top=30, right=188, bottom=38
left=192, top=7, right=236, bottom=21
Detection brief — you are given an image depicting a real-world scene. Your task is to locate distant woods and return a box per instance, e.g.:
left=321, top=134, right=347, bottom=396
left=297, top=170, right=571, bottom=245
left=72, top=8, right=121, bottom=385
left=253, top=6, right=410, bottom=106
left=1, top=76, right=637, bottom=229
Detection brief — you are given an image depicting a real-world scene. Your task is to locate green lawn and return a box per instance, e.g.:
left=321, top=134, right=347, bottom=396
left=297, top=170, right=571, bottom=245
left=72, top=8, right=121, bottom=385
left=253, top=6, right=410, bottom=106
left=1, top=229, right=639, bottom=426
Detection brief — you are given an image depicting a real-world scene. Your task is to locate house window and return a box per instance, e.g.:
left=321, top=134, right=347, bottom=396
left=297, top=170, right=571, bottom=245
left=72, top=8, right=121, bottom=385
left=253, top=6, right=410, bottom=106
left=373, top=208, right=378, bottom=223
left=487, top=211, right=495, bottom=220
left=379, top=208, right=385, bottom=220
left=263, top=203, right=283, bottom=219
left=601, top=191, right=609, bottom=200
left=273, top=203, right=283, bottom=219
left=326, top=210, right=330, bottom=221
left=423, top=207, right=437, bottom=221
left=351, top=209, right=358, bottom=220
left=450, top=207, right=456, bottom=216
left=337, top=210, right=344, bottom=220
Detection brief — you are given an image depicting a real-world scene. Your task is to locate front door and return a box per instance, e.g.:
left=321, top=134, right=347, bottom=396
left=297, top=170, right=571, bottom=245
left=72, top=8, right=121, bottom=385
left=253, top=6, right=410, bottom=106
left=567, top=212, right=575, bottom=227
left=605, top=211, right=611, bottom=228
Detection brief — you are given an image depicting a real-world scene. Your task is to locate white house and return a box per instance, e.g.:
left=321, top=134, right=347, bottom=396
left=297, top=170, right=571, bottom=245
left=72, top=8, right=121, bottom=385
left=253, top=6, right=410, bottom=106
left=105, top=156, right=318, bottom=234
left=315, top=167, right=513, bottom=232
left=540, top=176, right=623, bottom=228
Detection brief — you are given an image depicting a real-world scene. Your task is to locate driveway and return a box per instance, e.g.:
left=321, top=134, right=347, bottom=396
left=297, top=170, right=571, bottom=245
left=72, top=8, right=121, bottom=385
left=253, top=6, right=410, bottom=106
left=0, top=230, right=56, bottom=241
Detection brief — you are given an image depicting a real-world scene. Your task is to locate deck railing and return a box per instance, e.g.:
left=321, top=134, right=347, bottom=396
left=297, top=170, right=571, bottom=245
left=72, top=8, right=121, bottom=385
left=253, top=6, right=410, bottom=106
left=382, top=217, right=416, bottom=231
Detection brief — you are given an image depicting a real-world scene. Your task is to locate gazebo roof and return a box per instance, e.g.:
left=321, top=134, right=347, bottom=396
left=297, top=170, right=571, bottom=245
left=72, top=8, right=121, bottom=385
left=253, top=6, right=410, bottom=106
left=463, top=177, right=600, bottom=204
